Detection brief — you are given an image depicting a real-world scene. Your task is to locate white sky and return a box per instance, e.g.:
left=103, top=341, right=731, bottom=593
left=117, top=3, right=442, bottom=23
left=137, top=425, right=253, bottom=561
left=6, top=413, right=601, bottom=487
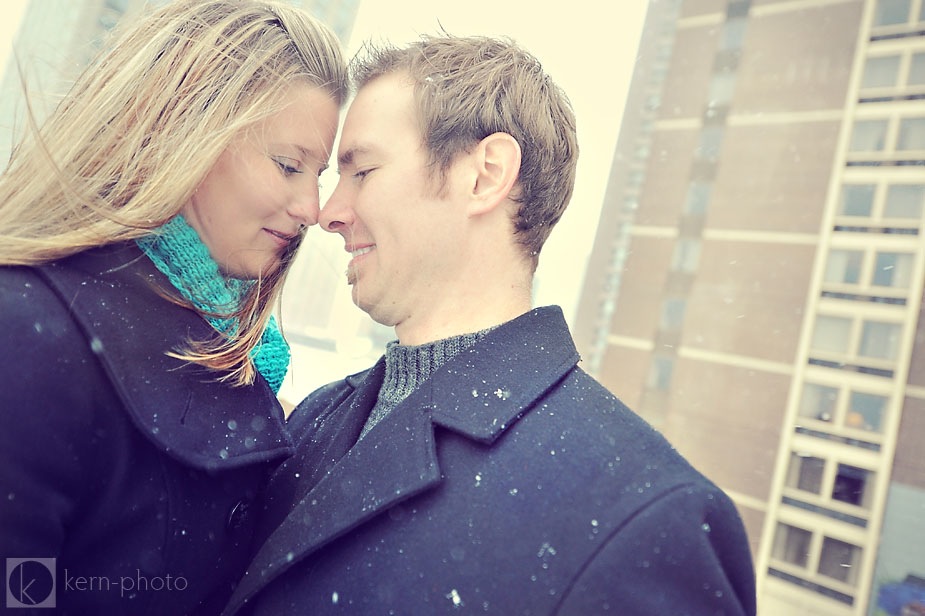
left=0, top=3, right=28, bottom=60
left=0, top=1, right=649, bottom=324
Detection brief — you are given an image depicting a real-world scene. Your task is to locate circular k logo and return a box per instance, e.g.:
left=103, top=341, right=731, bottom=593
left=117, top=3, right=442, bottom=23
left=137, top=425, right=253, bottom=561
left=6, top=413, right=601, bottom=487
left=6, top=558, right=56, bottom=608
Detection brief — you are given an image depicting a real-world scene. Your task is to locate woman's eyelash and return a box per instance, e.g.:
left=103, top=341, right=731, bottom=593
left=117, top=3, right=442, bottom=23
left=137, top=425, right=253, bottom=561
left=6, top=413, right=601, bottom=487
left=274, top=157, right=303, bottom=176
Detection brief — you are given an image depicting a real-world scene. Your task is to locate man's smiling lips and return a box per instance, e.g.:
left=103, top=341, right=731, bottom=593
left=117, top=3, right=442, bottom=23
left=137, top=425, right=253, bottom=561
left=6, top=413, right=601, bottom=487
left=347, top=244, right=375, bottom=262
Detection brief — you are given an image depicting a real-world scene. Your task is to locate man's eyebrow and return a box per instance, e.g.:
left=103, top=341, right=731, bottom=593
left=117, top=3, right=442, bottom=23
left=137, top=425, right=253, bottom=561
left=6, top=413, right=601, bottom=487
left=337, top=146, right=370, bottom=169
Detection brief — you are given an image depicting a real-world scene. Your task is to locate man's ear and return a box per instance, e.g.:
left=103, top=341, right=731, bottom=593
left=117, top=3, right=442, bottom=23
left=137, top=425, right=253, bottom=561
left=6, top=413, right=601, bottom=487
left=467, top=132, right=521, bottom=217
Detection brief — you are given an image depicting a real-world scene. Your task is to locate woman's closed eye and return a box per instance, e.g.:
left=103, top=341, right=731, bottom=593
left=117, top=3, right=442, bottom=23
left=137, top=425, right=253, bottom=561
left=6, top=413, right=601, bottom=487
left=273, top=156, right=304, bottom=176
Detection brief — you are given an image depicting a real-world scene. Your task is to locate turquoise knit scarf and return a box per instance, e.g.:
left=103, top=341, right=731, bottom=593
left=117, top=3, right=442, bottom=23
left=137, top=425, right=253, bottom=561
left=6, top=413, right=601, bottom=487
left=136, top=215, right=290, bottom=393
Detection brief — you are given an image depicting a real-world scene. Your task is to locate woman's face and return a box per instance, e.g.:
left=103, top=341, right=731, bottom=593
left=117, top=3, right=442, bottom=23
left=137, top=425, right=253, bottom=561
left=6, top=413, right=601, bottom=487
left=183, top=83, right=339, bottom=279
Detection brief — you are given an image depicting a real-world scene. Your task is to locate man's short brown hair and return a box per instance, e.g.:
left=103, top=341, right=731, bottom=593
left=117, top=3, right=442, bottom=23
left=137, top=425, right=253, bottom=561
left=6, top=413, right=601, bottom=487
left=351, top=35, right=579, bottom=269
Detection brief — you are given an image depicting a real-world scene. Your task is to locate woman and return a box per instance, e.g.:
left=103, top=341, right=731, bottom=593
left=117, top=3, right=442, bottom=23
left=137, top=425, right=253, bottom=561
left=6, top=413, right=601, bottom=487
left=0, top=1, right=346, bottom=613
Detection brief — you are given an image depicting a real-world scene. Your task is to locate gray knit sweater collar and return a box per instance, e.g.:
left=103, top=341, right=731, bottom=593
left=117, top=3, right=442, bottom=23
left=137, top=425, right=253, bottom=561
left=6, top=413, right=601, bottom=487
left=360, top=327, right=495, bottom=438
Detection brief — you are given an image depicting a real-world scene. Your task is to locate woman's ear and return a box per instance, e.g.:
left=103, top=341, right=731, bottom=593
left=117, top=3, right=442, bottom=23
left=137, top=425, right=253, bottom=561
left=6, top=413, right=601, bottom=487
left=467, top=132, right=522, bottom=217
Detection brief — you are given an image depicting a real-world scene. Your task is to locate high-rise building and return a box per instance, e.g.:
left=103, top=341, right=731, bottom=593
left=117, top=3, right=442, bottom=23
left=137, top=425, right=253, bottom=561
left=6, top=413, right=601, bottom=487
left=575, top=0, right=925, bottom=614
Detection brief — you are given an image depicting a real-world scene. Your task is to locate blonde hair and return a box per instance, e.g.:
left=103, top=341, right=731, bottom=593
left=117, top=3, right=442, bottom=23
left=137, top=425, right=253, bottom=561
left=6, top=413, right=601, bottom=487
left=352, top=35, right=578, bottom=271
left=0, top=0, right=348, bottom=386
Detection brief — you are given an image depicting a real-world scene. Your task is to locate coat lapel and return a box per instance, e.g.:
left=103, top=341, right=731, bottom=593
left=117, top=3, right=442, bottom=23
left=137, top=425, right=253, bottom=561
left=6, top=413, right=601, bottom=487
left=227, top=373, right=443, bottom=613
left=226, top=307, right=581, bottom=614
left=254, top=363, right=384, bottom=538
left=36, top=244, right=292, bottom=471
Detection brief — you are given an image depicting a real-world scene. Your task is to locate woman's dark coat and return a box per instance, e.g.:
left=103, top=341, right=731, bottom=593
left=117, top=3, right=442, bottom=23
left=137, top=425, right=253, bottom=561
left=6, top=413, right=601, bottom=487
left=0, top=244, right=293, bottom=615
left=224, top=307, right=757, bottom=615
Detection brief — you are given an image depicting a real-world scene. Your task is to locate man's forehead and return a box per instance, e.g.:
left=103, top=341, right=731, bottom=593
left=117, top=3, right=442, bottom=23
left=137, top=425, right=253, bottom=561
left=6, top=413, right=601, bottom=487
left=337, top=78, right=422, bottom=166
left=338, top=79, right=406, bottom=140
left=352, top=72, right=415, bottom=113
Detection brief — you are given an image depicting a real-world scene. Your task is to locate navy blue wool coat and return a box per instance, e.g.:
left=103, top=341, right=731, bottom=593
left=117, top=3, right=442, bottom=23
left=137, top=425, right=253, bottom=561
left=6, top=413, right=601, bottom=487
left=0, top=244, right=293, bottom=615
left=225, top=307, right=757, bottom=615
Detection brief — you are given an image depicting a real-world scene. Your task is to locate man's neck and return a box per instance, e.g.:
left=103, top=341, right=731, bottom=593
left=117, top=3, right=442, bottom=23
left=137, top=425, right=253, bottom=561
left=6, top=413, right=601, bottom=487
left=393, top=295, right=531, bottom=346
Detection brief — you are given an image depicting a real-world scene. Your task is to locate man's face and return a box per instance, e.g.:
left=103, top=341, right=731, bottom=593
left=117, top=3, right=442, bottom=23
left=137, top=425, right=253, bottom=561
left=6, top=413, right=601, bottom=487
left=320, top=73, right=470, bottom=332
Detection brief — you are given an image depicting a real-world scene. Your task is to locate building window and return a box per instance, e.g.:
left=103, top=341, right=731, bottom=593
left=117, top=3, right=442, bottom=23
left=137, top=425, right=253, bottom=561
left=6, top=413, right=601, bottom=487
left=910, top=52, right=925, bottom=85
left=799, top=383, right=838, bottom=422
left=727, top=1, right=750, bottom=20
left=811, top=315, right=852, bottom=355
left=98, top=10, right=120, bottom=30
left=862, top=55, right=901, bottom=89
left=799, top=382, right=889, bottom=434
left=660, top=298, right=686, bottom=331
left=847, top=390, right=886, bottom=432
left=721, top=17, right=747, bottom=50
left=873, top=0, right=911, bottom=26
left=871, top=251, right=914, bottom=288
left=773, top=523, right=812, bottom=568
left=858, top=320, right=901, bottom=360
left=708, top=72, right=737, bottom=107
left=818, top=537, right=861, bottom=585
left=832, top=463, right=873, bottom=508
left=647, top=356, right=674, bottom=391
left=839, top=184, right=876, bottom=217
left=824, top=250, right=863, bottom=284
left=883, top=184, right=925, bottom=219
left=671, top=239, right=701, bottom=272
left=849, top=119, right=887, bottom=152
left=896, top=117, right=925, bottom=150
left=683, top=181, right=712, bottom=215
left=696, top=126, right=724, bottom=161
left=810, top=315, right=902, bottom=365
left=787, top=453, right=826, bottom=494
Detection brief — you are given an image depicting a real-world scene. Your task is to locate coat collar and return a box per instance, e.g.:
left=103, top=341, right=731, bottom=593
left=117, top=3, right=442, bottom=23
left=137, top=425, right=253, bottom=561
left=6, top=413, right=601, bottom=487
left=425, top=306, right=580, bottom=443
left=36, top=243, right=293, bottom=471
left=339, top=306, right=580, bottom=444
left=225, top=307, right=579, bottom=614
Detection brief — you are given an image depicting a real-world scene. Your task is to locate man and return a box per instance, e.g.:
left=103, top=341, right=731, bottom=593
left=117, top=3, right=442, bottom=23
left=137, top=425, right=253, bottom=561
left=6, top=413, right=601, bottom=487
left=224, top=36, right=757, bottom=615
